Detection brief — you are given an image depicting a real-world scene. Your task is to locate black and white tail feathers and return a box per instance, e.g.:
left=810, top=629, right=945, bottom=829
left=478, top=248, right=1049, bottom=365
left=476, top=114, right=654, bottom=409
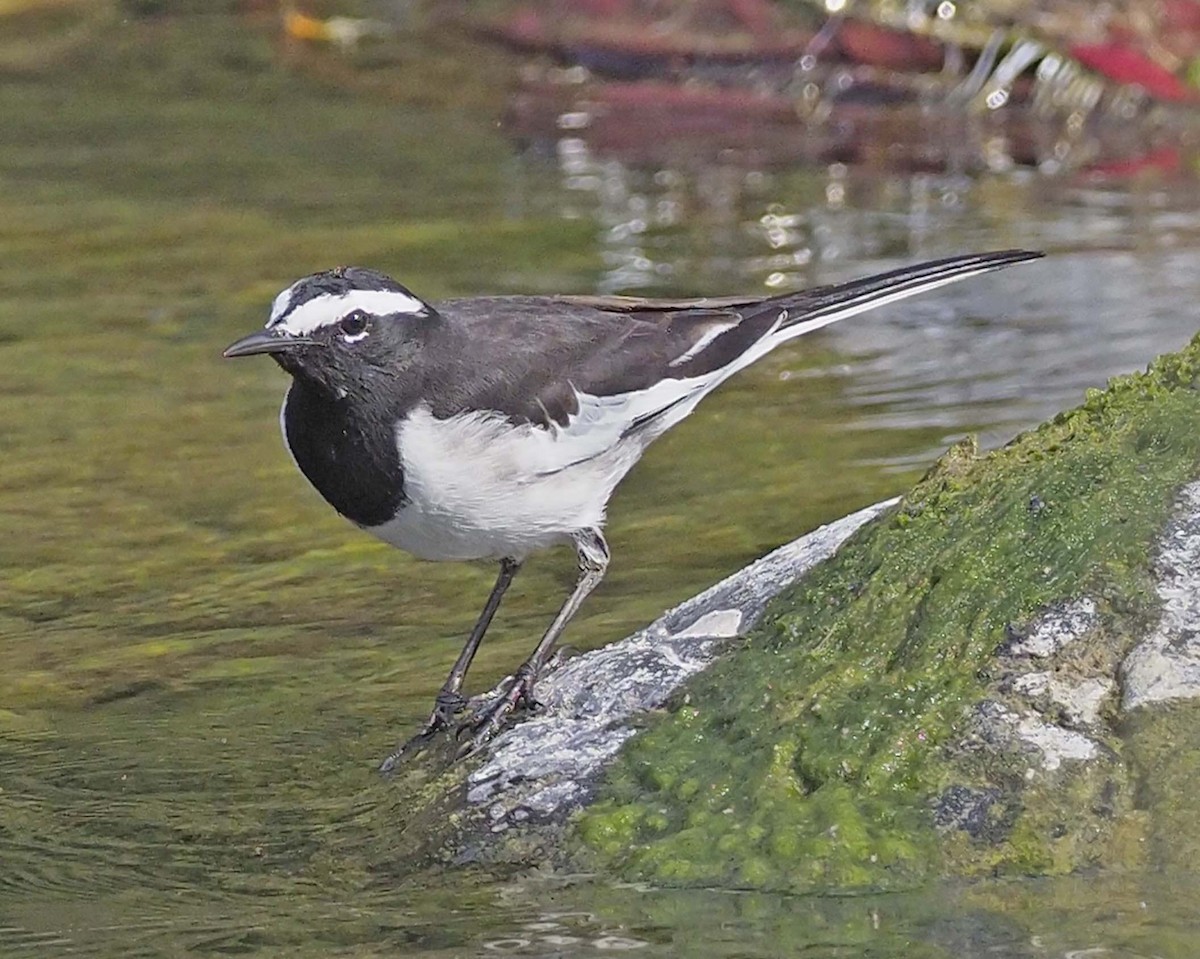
left=773, top=249, right=1043, bottom=339
left=617, top=249, right=1042, bottom=438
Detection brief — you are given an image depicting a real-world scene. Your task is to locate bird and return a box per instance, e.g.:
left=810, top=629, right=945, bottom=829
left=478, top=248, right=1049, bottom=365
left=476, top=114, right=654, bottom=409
left=223, top=249, right=1042, bottom=762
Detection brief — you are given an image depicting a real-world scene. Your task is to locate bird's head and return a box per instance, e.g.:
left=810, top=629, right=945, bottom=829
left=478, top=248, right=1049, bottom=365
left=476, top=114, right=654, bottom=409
left=223, top=266, right=435, bottom=398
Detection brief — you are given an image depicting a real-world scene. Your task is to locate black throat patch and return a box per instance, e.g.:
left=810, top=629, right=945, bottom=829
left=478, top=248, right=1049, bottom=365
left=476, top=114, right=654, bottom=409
left=282, top=380, right=406, bottom=528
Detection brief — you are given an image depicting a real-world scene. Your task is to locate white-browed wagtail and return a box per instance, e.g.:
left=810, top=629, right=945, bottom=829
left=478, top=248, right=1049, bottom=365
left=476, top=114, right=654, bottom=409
left=223, top=249, right=1042, bottom=761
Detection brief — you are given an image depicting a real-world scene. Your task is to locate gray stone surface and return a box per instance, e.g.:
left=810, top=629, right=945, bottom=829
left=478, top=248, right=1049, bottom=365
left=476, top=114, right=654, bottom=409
left=465, top=497, right=900, bottom=825
left=1004, top=598, right=1098, bottom=659
left=1122, top=480, right=1200, bottom=711
left=976, top=597, right=1117, bottom=777
left=1010, top=672, right=1113, bottom=726
left=967, top=479, right=1200, bottom=763
left=955, top=699, right=1100, bottom=774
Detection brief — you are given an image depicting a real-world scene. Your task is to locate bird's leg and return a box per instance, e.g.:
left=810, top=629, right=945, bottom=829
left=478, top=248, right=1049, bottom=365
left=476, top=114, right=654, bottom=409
left=426, top=557, right=522, bottom=727
left=378, top=557, right=520, bottom=773
left=461, top=529, right=609, bottom=756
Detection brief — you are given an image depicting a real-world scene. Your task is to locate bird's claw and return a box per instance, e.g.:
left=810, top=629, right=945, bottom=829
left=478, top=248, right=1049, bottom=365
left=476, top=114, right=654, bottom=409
left=377, top=689, right=469, bottom=773
left=381, top=652, right=571, bottom=769
left=455, top=665, right=542, bottom=760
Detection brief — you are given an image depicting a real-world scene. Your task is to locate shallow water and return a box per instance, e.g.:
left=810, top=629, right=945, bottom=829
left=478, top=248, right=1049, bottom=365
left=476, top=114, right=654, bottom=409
left=3, top=10, right=1200, bottom=957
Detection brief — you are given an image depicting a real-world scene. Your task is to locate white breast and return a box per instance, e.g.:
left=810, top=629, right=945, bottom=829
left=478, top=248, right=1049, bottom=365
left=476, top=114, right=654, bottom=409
left=366, top=405, right=644, bottom=561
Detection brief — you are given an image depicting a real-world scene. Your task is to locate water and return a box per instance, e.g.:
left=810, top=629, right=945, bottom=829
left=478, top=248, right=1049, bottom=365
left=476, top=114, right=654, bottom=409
left=2, top=9, right=1200, bottom=957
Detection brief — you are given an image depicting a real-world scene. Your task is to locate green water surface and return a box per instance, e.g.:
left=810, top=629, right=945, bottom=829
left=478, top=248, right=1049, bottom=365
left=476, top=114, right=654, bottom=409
left=2, top=6, right=1200, bottom=956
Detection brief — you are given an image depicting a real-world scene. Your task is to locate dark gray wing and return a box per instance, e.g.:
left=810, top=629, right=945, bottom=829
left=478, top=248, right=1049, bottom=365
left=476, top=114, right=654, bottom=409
left=423, top=293, right=783, bottom=428
left=425, top=249, right=1042, bottom=431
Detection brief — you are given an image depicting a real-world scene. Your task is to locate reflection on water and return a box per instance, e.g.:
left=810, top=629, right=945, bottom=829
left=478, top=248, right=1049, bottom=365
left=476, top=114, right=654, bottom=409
left=487, top=870, right=1200, bottom=958
left=516, top=134, right=1200, bottom=464
left=2, top=10, right=1200, bottom=958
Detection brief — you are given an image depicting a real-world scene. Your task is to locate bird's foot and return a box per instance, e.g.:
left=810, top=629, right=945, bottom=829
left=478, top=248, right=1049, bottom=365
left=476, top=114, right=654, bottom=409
left=377, top=689, right=468, bottom=774
left=425, top=689, right=470, bottom=731
left=456, top=663, right=544, bottom=760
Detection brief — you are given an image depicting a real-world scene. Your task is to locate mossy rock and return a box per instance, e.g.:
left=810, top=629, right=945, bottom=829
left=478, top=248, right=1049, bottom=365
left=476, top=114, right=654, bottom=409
left=572, top=332, right=1200, bottom=891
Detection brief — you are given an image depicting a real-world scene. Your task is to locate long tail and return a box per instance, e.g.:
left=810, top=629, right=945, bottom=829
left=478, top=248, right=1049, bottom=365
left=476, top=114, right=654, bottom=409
left=777, top=249, right=1043, bottom=339
left=620, top=248, right=1042, bottom=442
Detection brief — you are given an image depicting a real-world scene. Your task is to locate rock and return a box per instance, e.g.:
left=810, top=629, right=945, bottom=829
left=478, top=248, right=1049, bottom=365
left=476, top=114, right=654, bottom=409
left=1001, top=598, right=1098, bottom=659
left=931, top=784, right=1010, bottom=842
left=1009, top=671, right=1113, bottom=726
left=959, top=700, right=1101, bottom=773
left=1121, top=480, right=1200, bottom=710
left=465, top=497, right=899, bottom=836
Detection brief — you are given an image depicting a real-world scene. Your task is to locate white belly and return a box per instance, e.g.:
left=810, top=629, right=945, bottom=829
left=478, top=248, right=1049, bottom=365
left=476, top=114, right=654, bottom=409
left=365, top=405, right=643, bottom=561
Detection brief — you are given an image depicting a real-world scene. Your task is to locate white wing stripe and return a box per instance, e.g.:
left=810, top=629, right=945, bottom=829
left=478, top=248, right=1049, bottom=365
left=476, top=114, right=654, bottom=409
left=667, top=320, right=739, bottom=367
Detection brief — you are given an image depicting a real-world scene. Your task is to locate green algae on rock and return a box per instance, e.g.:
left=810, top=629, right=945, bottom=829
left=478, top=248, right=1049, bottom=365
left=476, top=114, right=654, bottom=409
left=575, top=333, right=1200, bottom=891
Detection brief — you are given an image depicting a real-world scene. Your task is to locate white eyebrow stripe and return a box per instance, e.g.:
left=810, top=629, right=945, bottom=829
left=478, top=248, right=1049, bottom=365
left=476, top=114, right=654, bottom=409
left=271, top=289, right=426, bottom=335
left=269, top=286, right=294, bottom=325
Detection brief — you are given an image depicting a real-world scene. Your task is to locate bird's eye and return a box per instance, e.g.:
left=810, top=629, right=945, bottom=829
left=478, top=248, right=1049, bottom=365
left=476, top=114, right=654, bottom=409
left=339, top=310, right=369, bottom=338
